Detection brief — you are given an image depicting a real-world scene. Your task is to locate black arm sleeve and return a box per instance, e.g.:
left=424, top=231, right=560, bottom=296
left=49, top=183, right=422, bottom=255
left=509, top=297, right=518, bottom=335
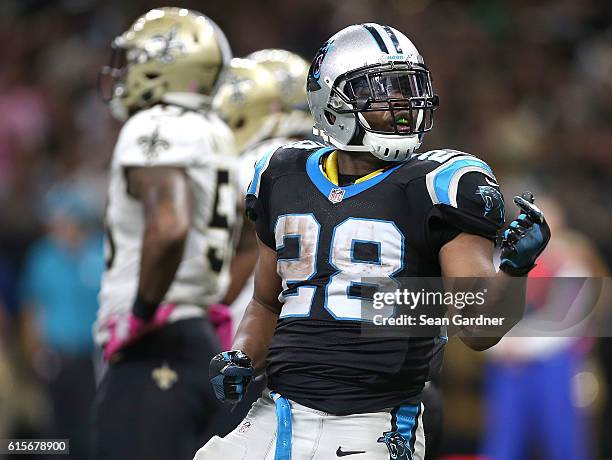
left=244, top=155, right=276, bottom=249
left=429, top=171, right=505, bottom=244
left=427, top=215, right=463, bottom=255
left=245, top=193, right=275, bottom=249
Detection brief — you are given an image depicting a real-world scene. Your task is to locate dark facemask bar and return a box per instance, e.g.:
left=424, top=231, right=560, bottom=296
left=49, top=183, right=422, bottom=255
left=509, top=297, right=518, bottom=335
left=98, top=45, right=129, bottom=102
left=328, top=62, right=439, bottom=136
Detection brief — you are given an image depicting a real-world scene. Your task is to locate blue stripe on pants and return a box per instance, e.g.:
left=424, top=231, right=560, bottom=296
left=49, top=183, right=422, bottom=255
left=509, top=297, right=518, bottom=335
left=270, top=392, right=292, bottom=460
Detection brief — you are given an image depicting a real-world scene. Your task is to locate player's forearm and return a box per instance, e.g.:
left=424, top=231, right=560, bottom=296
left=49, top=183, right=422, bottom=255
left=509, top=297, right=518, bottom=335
left=232, top=298, right=279, bottom=371
left=221, top=222, right=258, bottom=304
left=127, top=167, right=192, bottom=318
left=453, top=271, right=527, bottom=350
left=136, top=216, right=189, bottom=308
left=222, top=248, right=258, bottom=305
left=439, top=233, right=531, bottom=349
left=478, top=270, right=527, bottom=320
left=460, top=193, right=551, bottom=349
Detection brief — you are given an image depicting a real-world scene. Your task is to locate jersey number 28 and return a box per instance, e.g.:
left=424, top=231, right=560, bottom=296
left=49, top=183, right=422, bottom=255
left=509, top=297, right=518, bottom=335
left=275, top=214, right=403, bottom=321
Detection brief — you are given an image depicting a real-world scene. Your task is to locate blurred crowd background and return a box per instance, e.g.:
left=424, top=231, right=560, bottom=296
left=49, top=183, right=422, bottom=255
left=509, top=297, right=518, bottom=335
left=0, top=0, right=609, bottom=459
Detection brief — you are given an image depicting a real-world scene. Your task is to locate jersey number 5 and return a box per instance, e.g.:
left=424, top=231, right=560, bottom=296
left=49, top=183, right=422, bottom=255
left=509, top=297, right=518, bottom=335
left=207, top=169, right=233, bottom=273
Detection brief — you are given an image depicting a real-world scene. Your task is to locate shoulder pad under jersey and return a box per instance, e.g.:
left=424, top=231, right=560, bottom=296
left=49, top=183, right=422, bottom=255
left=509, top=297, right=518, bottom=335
left=113, top=105, right=236, bottom=167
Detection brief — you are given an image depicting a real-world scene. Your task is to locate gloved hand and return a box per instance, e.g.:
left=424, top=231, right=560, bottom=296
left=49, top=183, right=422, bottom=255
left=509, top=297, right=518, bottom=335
left=103, top=304, right=175, bottom=362
left=499, top=192, right=551, bottom=276
left=209, top=350, right=254, bottom=403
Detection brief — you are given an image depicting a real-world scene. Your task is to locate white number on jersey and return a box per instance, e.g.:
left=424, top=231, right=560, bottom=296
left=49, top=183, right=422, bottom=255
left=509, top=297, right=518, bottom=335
left=275, top=215, right=402, bottom=320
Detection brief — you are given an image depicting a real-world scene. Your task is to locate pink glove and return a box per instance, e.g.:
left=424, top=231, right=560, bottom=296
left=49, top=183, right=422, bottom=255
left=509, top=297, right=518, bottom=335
left=103, top=304, right=175, bottom=362
left=208, top=304, right=233, bottom=349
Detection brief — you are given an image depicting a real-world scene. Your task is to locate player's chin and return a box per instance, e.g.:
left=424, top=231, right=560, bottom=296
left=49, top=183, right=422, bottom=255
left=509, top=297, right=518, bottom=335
left=351, top=149, right=377, bottom=159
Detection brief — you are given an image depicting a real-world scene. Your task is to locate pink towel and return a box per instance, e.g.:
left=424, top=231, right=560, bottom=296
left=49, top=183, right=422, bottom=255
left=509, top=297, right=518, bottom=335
left=208, top=304, right=233, bottom=349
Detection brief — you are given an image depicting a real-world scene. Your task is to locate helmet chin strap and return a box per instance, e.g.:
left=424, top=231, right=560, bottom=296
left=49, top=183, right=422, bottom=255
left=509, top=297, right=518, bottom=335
left=313, top=127, right=370, bottom=152
left=357, top=112, right=421, bottom=161
left=314, top=110, right=423, bottom=161
left=362, top=131, right=421, bottom=161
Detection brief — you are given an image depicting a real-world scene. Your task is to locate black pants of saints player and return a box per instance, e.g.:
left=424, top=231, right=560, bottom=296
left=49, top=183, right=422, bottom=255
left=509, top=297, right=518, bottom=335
left=91, top=318, right=252, bottom=460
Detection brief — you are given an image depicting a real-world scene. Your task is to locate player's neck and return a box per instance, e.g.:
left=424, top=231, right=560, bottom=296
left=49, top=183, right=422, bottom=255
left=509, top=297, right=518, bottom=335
left=336, top=150, right=389, bottom=176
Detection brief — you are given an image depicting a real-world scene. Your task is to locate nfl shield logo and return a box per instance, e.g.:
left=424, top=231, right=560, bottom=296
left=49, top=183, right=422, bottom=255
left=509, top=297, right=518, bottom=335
left=328, top=188, right=345, bottom=204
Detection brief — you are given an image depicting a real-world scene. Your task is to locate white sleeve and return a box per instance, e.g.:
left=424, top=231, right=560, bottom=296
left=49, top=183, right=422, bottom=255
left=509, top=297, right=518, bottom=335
left=112, top=106, right=235, bottom=168
left=239, top=152, right=259, bottom=197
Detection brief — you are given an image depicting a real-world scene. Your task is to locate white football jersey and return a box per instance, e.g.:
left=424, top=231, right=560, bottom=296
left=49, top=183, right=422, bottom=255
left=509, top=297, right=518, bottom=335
left=95, top=104, right=239, bottom=346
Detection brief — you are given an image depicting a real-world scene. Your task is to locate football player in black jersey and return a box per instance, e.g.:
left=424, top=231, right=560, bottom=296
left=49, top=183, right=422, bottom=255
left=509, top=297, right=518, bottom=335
left=196, top=23, right=550, bottom=460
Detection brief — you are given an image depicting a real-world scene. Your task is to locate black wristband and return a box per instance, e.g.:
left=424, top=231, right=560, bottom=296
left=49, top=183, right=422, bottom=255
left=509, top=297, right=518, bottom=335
left=132, top=294, right=159, bottom=321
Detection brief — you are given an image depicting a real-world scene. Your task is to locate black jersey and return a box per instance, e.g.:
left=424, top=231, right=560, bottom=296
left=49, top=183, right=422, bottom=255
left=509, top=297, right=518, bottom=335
left=245, top=141, right=505, bottom=415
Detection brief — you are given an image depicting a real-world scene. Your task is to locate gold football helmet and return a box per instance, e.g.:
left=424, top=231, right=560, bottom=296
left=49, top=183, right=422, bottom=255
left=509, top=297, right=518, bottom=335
left=246, top=49, right=313, bottom=137
left=100, top=7, right=231, bottom=120
left=213, top=58, right=282, bottom=153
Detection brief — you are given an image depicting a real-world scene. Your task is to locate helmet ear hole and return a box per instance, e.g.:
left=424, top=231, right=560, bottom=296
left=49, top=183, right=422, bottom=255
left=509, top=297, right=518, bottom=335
left=324, top=110, right=336, bottom=125
left=145, top=72, right=160, bottom=80
left=234, top=117, right=245, bottom=129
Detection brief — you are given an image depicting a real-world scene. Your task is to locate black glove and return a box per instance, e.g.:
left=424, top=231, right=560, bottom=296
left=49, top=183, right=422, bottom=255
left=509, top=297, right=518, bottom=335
left=499, top=192, right=551, bottom=276
left=209, top=350, right=254, bottom=403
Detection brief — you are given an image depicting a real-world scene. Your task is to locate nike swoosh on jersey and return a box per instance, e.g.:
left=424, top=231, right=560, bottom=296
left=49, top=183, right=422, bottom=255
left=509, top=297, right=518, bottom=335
left=336, top=447, right=367, bottom=457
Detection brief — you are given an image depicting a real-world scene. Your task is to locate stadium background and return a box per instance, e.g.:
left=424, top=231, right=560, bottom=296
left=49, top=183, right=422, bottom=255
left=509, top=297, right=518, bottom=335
left=0, top=0, right=609, bottom=458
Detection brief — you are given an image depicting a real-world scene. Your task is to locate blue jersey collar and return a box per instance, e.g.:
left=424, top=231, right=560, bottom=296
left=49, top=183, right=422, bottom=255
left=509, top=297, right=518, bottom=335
left=306, top=147, right=403, bottom=202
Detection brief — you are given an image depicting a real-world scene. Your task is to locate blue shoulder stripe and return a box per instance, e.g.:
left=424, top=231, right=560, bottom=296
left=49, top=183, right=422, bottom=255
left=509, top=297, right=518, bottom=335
left=247, top=148, right=276, bottom=197
left=425, top=157, right=496, bottom=207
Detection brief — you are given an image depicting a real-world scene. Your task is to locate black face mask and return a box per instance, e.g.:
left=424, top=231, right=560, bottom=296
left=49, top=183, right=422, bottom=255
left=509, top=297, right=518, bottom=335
left=330, top=63, right=439, bottom=136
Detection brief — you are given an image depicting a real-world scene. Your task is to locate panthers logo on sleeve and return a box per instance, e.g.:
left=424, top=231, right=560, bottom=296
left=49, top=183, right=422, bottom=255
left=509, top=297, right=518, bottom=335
left=476, top=185, right=504, bottom=220
left=423, top=152, right=496, bottom=208
left=419, top=149, right=505, bottom=238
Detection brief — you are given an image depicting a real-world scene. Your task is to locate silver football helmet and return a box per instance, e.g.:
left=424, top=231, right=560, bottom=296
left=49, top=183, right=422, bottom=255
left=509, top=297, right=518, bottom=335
left=307, top=23, right=439, bottom=161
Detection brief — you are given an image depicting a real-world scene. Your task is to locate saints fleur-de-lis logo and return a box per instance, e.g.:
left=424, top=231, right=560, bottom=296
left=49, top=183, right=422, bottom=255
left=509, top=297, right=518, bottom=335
left=225, top=72, right=253, bottom=105
left=138, top=127, right=169, bottom=160
left=152, top=362, right=178, bottom=390
left=148, top=27, right=185, bottom=64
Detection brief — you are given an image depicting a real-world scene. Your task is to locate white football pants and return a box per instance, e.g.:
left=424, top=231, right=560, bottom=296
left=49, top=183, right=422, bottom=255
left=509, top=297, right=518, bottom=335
left=194, top=390, right=424, bottom=460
